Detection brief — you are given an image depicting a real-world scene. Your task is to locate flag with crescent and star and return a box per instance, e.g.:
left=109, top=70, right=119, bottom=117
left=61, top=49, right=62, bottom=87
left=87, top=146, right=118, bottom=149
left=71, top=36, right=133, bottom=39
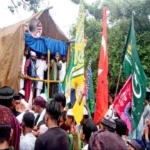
left=94, top=7, right=108, bottom=124
left=123, top=14, right=147, bottom=130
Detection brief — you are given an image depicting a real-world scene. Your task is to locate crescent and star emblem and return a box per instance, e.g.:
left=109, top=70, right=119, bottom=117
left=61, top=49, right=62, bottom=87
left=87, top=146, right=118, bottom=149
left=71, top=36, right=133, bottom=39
left=132, top=64, right=142, bottom=99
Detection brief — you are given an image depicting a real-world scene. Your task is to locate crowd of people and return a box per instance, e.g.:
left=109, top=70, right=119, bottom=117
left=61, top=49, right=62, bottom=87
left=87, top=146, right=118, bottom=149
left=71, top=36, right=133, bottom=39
left=0, top=85, right=150, bottom=150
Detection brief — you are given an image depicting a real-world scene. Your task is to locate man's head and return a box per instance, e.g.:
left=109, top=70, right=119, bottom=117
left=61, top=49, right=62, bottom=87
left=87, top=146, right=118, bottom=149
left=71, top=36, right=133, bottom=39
left=99, top=117, right=116, bottom=132
left=59, top=111, right=67, bottom=131
left=30, top=51, right=36, bottom=61
left=24, top=47, right=30, bottom=56
left=18, top=90, right=25, bottom=99
left=65, top=109, right=74, bottom=129
left=0, top=86, right=14, bottom=108
left=33, top=96, right=46, bottom=113
left=62, top=56, right=66, bottom=62
left=145, top=92, right=150, bottom=105
left=108, top=94, right=114, bottom=106
left=0, top=105, right=13, bottom=148
left=80, top=106, right=89, bottom=125
left=53, top=93, right=66, bottom=111
left=45, top=100, right=61, bottom=127
left=22, top=112, right=35, bottom=130
left=55, top=52, right=60, bottom=61
left=81, top=119, right=98, bottom=144
left=12, top=93, right=21, bottom=109
left=40, top=54, right=45, bottom=60
left=115, top=119, right=127, bottom=137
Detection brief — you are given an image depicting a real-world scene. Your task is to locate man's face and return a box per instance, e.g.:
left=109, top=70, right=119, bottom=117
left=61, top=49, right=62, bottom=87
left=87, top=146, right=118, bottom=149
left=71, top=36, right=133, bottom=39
left=12, top=100, right=21, bottom=109
left=24, top=50, right=29, bottom=56
left=62, top=56, right=66, bottom=62
left=31, top=56, right=36, bottom=61
left=55, top=54, right=60, bottom=60
left=41, top=55, right=45, bottom=60
left=34, top=105, right=39, bottom=113
left=65, top=115, right=72, bottom=128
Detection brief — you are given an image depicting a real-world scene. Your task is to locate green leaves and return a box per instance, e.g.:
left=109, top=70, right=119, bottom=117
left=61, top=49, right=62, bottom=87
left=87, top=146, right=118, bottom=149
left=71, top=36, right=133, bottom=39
left=72, top=0, right=150, bottom=92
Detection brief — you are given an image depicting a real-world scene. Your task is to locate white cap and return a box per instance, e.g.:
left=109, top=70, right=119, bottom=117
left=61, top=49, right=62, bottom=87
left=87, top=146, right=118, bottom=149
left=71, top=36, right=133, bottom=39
left=19, top=90, right=25, bottom=96
left=30, top=51, right=36, bottom=56
left=83, top=107, right=88, bottom=115
left=40, top=93, right=47, bottom=102
left=67, top=109, right=74, bottom=116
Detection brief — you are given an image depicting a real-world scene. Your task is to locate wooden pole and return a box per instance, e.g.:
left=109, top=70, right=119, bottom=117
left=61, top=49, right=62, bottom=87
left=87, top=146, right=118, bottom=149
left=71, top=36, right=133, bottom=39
left=115, top=65, right=122, bottom=98
left=47, top=49, right=50, bottom=98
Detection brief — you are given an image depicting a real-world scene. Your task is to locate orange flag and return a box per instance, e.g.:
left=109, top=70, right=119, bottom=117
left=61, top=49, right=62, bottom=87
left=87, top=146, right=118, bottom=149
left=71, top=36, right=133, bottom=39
left=94, top=7, right=108, bottom=124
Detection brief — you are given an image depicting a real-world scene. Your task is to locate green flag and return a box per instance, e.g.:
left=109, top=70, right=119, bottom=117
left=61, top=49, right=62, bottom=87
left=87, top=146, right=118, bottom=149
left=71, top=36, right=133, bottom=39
left=85, top=63, right=95, bottom=116
left=62, top=49, right=74, bottom=107
left=123, top=14, right=147, bottom=130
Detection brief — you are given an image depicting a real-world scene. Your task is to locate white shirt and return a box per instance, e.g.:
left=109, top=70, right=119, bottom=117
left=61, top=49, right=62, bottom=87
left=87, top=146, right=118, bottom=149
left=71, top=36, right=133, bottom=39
left=36, top=59, right=47, bottom=78
left=82, top=144, right=88, bottom=150
left=59, top=61, right=66, bottom=81
left=36, top=109, right=46, bottom=126
left=20, top=133, right=36, bottom=150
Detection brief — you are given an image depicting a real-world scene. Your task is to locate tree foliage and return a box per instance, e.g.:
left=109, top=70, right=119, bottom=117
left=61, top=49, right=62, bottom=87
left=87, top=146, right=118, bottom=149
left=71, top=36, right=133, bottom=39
left=8, top=0, right=44, bottom=13
left=70, top=0, right=150, bottom=93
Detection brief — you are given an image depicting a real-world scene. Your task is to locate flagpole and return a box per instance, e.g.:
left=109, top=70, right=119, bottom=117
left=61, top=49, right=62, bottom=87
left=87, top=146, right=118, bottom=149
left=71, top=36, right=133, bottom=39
left=115, top=65, right=122, bottom=98
left=47, top=49, right=50, bottom=98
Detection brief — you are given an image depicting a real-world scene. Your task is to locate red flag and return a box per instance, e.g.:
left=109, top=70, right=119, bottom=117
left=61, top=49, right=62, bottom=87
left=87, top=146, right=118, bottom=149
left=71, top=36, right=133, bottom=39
left=113, top=75, right=132, bottom=131
left=94, top=7, right=108, bottom=124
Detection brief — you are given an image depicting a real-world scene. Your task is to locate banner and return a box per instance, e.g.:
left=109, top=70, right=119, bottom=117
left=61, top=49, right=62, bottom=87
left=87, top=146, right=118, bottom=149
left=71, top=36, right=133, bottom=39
left=113, top=75, right=132, bottom=131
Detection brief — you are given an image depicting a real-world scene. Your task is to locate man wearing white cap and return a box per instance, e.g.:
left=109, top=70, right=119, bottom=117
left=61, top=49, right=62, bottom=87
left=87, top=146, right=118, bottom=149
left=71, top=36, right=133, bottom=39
left=24, top=51, right=37, bottom=102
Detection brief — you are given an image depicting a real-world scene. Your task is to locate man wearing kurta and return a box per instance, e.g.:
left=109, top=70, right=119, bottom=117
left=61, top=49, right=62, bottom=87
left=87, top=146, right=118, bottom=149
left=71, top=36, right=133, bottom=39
left=36, top=54, right=47, bottom=96
left=50, top=52, right=62, bottom=98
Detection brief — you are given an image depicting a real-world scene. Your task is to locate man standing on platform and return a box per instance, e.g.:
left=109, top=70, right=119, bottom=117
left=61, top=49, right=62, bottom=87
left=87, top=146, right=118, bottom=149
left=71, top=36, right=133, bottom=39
left=24, top=51, right=37, bottom=102
left=36, top=54, right=47, bottom=96
left=20, top=47, right=30, bottom=90
left=50, top=52, right=62, bottom=98
left=59, top=56, right=67, bottom=81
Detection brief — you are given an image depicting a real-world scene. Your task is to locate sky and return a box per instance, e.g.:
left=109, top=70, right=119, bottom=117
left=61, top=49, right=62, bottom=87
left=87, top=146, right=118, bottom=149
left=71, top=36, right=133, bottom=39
left=0, top=0, right=97, bottom=38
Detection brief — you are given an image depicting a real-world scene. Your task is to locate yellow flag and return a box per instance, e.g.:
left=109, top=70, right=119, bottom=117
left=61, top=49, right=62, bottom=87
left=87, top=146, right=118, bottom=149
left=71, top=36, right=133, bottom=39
left=72, top=0, right=84, bottom=101
left=72, top=0, right=85, bottom=125
left=73, top=98, right=84, bottom=125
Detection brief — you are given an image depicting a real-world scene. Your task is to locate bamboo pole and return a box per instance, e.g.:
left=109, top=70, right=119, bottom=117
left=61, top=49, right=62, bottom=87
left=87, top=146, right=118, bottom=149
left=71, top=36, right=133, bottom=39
left=20, top=75, right=62, bottom=83
left=48, top=50, right=50, bottom=98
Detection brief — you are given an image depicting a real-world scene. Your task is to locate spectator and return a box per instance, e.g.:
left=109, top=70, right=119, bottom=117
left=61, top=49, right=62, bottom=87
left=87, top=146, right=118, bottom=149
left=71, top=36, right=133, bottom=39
left=115, top=119, right=127, bottom=137
left=80, top=119, right=98, bottom=150
left=20, top=112, right=36, bottom=150
left=33, top=96, right=46, bottom=126
left=59, top=111, right=67, bottom=131
left=127, top=140, right=145, bottom=150
left=0, top=86, right=20, bottom=150
left=80, top=106, right=89, bottom=125
left=0, top=105, right=13, bottom=150
left=88, top=130, right=128, bottom=150
left=11, top=93, right=21, bottom=117
left=53, top=93, right=66, bottom=112
left=34, top=100, right=69, bottom=150
left=98, top=117, right=116, bottom=132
